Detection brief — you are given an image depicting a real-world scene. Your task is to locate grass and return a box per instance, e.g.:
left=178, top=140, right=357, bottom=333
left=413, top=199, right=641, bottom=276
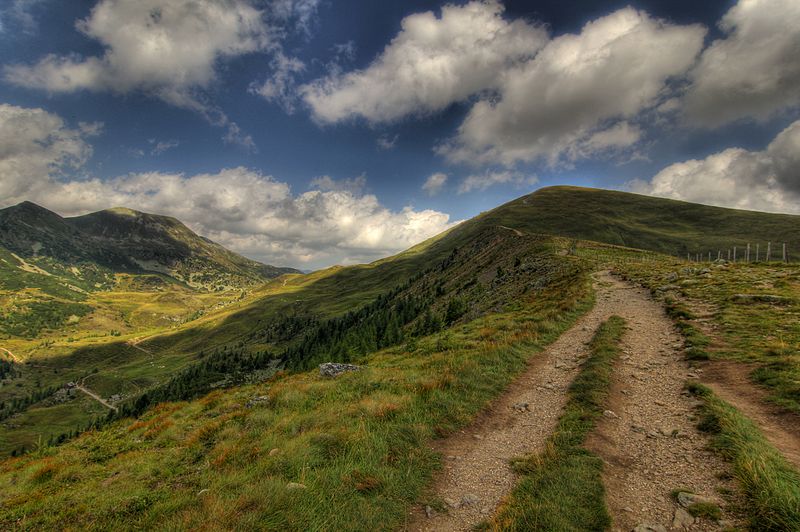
left=477, top=186, right=800, bottom=260
left=609, top=256, right=800, bottom=414
left=485, top=315, right=626, bottom=531
left=0, top=255, right=593, bottom=529
left=687, top=382, right=800, bottom=531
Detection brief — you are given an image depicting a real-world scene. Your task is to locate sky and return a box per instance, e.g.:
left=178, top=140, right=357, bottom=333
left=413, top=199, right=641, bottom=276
left=1, top=0, right=799, bottom=270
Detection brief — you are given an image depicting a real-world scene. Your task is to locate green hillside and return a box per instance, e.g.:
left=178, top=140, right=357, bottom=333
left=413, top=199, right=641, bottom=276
left=1, top=187, right=800, bottom=528
left=465, top=186, right=800, bottom=261
left=0, top=201, right=298, bottom=290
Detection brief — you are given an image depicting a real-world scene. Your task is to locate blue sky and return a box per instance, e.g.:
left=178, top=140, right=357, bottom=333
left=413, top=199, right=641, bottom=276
left=1, top=0, right=799, bottom=269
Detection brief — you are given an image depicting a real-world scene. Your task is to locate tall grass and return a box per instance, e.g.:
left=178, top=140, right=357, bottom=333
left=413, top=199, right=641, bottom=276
left=486, top=316, right=626, bottom=531
left=688, top=382, right=800, bottom=531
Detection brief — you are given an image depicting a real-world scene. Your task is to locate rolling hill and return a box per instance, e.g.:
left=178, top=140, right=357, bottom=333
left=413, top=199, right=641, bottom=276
left=1, top=187, right=799, bottom=529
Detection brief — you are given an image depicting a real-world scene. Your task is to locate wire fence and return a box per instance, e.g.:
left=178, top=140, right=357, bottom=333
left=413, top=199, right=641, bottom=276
left=684, top=242, right=791, bottom=263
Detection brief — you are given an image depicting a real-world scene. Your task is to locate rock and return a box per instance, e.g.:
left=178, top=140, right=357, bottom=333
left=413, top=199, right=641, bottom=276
left=269, top=448, right=280, bottom=456
left=425, top=505, right=434, bottom=518
left=286, top=482, right=307, bottom=490
left=246, top=395, right=270, bottom=408
left=444, top=497, right=460, bottom=508
left=603, top=410, right=618, bottom=419
left=512, top=402, right=530, bottom=412
left=461, top=493, right=480, bottom=506
left=633, top=524, right=667, bottom=532
left=672, top=508, right=695, bottom=528
left=676, top=491, right=712, bottom=508
left=319, top=362, right=362, bottom=377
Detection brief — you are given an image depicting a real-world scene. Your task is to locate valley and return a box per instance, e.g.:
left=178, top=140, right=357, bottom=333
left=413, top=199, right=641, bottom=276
left=0, top=187, right=798, bottom=530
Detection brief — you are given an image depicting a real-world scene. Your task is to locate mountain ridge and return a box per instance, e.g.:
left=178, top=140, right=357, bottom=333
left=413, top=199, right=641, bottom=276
left=0, top=201, right=298, bottom=289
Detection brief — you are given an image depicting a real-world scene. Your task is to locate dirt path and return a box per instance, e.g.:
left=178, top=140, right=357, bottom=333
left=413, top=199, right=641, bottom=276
left=407, top=272, right=668, bottom=531
left=703, top=360, right=800, bottom=470
left=586, top=277, right=742, bottom=531
left=0, top=347, right=19, bottom=362
left=126, top=337, right=152, bottom=355
left=75, top=384, right=118, bottom=411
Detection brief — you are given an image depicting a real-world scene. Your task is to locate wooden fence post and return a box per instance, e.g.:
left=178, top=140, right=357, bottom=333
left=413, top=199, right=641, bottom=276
left=767, top=242, right=771, bottom=262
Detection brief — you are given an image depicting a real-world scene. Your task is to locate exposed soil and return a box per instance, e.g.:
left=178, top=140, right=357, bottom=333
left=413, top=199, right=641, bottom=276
left=586, top=276, right=742, bottom=531
left=702, top=359, right=800, bottom=470
left=0, top=347, right=19, bottom=362
left=406, top=272, right=744, bottom=532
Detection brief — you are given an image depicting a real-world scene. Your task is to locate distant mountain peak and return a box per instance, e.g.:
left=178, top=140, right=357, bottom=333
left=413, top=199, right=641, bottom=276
left=0, top=201, right=299, bottom=289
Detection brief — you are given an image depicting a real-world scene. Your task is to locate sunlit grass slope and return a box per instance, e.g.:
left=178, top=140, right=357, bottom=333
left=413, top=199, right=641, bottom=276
left=0, top=239, right=592, bottom=530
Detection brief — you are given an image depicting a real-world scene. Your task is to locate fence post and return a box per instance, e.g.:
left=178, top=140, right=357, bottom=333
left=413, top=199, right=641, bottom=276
left=756, top=243, right=760, bottom=262
left=734, top=246, right=737, bottom=263
left=783, top=243, right=787, bottom=263
left=746, top=243, right=750, bottom=262
left=767, top=242, right=771, bottom=262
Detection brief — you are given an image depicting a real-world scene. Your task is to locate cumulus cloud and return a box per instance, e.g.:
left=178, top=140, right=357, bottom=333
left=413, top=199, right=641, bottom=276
left=683, top=0, right=800, bottom=127
left=0, top=103, right=100, bottom=202
left=300, top=0, right=547, bottom=123
left=4, top=0, right=271, bottom=147
left=422, top=173, right=447, bottom=196
left=308, top=174, right=367, bottom=195
left=457, top=170, right=537, bottom=194
left=632, top=119, right=800, bottom=214
left=441, top=8, right=705, bottom=166
left=1, top=103, right=455, bottom=268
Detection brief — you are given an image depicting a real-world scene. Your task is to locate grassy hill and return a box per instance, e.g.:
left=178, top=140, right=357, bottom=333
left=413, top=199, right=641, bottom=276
left=1, top=186, right=800, bottom=527
left=464, top=186, right=800, bottom=261
left=5, top=186, right=799, bottom=454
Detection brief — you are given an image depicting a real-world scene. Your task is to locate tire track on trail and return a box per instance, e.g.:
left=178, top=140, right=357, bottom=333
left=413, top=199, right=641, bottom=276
left=586, top=276, right=743, bottom=531
left=407, top=272, right=744, bottom=531
left=407, top=272, right=651, bottom=531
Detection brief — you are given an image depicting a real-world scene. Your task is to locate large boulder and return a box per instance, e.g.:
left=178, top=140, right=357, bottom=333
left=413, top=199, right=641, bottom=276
left=319, top=362, right=362, bottom=378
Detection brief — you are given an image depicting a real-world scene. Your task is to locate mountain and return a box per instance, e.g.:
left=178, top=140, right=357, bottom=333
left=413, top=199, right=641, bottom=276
left=0, top=201, right=298, bottom=289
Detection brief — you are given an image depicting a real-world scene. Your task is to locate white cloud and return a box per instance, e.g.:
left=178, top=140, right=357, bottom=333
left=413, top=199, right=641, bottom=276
left=0, top=0, right=47, bottom=34
left=150, top=139, right=179, bottom=155
left=0, top=103, right=99, bottom=202
left=683, top=0, right=800, bottom=127
left=376, top=134, right=398, bottom=150
left=4, top=0, right=271, bottom=148
left=249, top=52, right=305, bottom=113
left=440, top=8, right=705, bottom=166
left=1, top=103, right=455, bottom=269
left=422, top=172, right=447, bottom=196
left=632, top=119, right=800, bottom=214
left=457, top=170, right=537, bottom=194
left=308, top=174, right=367, bottom=195
left=300, top=0, right=547, bottom=123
